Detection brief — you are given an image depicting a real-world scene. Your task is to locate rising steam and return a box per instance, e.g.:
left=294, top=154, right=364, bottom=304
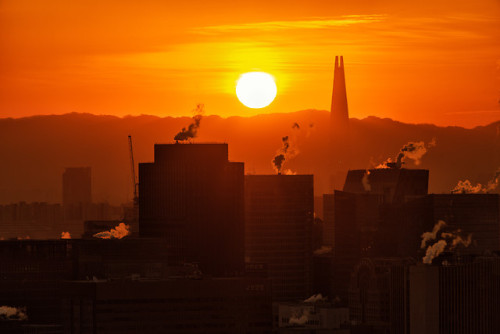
left=174, top=104, right=204, bottom=142
left=61, top=232, right=71, bottom=239
left=420, top=220, right=472, bottom=264
left=377, top=139, right=435, bottom=169
left=93, top=223, right=130, bottom=239
left=0, top=306, right=28, bottom=321
left=451, top=170, right=500, bottom=194
left=272, top=123, right=301, bottom=174
left=304, top=294, right=326, bottom=303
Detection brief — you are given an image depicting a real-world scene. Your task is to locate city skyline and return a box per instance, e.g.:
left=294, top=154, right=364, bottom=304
left=1, top=0, right=500, bottom=127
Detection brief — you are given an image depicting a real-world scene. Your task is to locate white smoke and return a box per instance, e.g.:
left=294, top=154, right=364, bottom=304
left=452, top=170, right=500, bottom=194
left=420, top=220, right=446, bottom=249
left=272, top=123, right=301, bottom=174
left=93, top=223, right=130, bottom=239
left=304, top=294, right=326, bottom=303
left=376, top=139, right=435, bottom=169
left=362, top=170, right=371, bottom=191
left=422, top=240, right=447, bottom=264
left=61, top=232, right=71, bottom=239
left=313, top=246, right=332, bottom=255
left=289, top=310, right=309, bottom=325
left=420, top=220, right=472, bottom=264
left=0, top=306, right=28, bottom=321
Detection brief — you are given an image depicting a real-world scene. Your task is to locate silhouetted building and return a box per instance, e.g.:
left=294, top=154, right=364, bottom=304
left=323, top=194, right=335, bottom=247
left=403, top=193, right=500, bottom=254
left=63, top=278, right=272, bottom=334
left=328, top=56, right=350, bottom=190
left=410, top=256, right=500, bottom=334
left=278, top=301, right=349, bottom=333
left=62, top=167, right=91, bottom=209
left=330, top=56, right=349, bottom=133
left=343, top=169, right=429, bottom=203
left=139, top=143, right=244, bottom=276
left=349, top=258, right=414, bottom=334
left=0, top=202, right=63, bottom=239
left=332, top=168, right=430, bottom=304
left=245, top=175, right=314, bottom=301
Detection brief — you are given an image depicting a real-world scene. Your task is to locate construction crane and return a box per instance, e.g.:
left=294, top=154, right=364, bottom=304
left=128, top=135, right=138, bottom=204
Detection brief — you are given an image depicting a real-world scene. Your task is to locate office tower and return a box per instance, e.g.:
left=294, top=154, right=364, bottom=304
left=403, top=193, right=500, bottom=254
left=62, top=167, right=91, bottom=207
left=63, top=278, right=272, bottom=334
left=332, top=168, right=430, bottom=304
left=245, top=175, right=314, bottom=301
left=328, top=56, right=350, bottom=190
left=410, top=256, right=500, bottom=334
left=349, top=257, right=414, bottom=334
left=139, top=143, right=244, bottom=276
left=330, top=56, right=349, bottom=132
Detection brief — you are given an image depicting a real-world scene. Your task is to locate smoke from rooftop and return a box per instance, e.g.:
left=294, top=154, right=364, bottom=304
left=376, top=139, right=435, bottom=169
left=0, top=306, right=28, bottom=321
left=272, top=123, right=301, bottom=174
left=93, top=222, right=130, bottom=239
left=174, top=104, right=204, bottom=142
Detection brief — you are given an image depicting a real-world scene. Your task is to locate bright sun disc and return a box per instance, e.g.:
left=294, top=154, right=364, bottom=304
left=236, top=72, right=277, bottom=108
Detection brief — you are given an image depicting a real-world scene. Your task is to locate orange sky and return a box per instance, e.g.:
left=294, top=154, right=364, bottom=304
left=1, top=0, right=499, bottom=127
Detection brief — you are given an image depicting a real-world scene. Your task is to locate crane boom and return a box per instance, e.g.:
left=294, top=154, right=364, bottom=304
left=128, top=135, right=138, bottom=202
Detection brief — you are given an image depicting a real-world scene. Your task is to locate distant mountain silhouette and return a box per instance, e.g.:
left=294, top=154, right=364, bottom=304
left=0, top=110, right=499, bottom=205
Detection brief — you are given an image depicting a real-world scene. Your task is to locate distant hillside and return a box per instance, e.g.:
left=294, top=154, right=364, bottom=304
left=0, top=110, right=499, bottom=205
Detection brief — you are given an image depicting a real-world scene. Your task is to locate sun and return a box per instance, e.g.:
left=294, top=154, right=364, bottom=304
left=236, top=72, right=277, bottom=109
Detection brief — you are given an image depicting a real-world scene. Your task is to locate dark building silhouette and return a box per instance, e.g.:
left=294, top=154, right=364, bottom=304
left=63, top=278, right=272, bottom=334
left=245, top=175, right=314, bottom=301
left=349, top=257, right=414, bottom=334
left=329, top=56, right=350, bottom=191
left=330, top=55, right=349, bottom=132
left=410, top=256, right=500, bottom=334
left=332, top=168, right=430, bottom=304
left=139, top=143, right=244, bottom=276
left=403, top=193, right=500, bottom=254
left=62, top=167, right=91, bottom=208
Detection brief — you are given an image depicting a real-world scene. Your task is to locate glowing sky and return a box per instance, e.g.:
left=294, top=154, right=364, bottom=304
left=1, top=0, right=499, bottom=127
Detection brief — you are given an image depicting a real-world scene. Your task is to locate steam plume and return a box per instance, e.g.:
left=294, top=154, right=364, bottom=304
left=61, top=232, right=71, bottom=239
left=304, top=294, right=326, bottom=303
left=452, top=170, right=500, bottom=194
left=377, top=140, right=434, bottom=169
left=420, top=220, right=446, bottom=249
left=0, top=306, right=28, bottom=321
left=174, top=104, right=204, bottom=142
left=420, top=220, right=472, bottom=264
left=361, top=170, right=371, bottom=191
left=272, top=123, right=300, bottom=174
left=313, top=246, right=332, bottom=255
left=422, top=240, right=447, bottom=264
left=289, top=310, right=309, bottom=325
left=93, top=223, right=130, bottom=239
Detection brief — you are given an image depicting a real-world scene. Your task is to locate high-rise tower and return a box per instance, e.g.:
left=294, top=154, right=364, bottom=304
left=330, top=56, right=349, bottom=131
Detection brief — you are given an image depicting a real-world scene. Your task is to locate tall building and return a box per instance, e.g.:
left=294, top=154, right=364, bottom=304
left=63, top=278, right=272, bottom=334
left=245, top=175, right=314, bottom=301
left=403, top=193, right=500, bottom=254
left=139, top=143, right=244, bottom=276
left=330, top=55, right=349, bottom=132
left=62, top=167, right=91, bottom=207
left=410, top=256, right=500, bottom=334
left=349, top=257, right=414, bottom=334
left=332, top=168, right=430, bottom=304
left=329, top=56, right=350, bottom=190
